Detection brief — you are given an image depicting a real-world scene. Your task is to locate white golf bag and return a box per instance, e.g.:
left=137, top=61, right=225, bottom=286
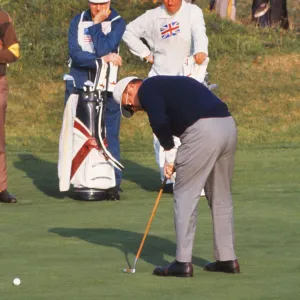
left=58, top=59, right=124, bottom=200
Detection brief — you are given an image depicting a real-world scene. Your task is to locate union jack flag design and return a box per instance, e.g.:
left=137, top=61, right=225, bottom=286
left=160, top=21, right=180, bottom=40
left=83, top=28, right=92, bottom=42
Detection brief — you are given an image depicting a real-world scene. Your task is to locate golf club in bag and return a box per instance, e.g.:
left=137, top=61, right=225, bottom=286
left=181, top=56, right=218, bottom=91
left=59, top=59, right=124, bottom=201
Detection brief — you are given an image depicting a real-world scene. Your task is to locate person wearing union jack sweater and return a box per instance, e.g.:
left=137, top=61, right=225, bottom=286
left=64, top=0, right=126, bottom=199
left=123, top=0, right=209, bottom=193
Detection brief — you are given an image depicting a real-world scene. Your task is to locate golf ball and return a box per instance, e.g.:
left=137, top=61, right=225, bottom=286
left=13, top=278, right=21, bottom=286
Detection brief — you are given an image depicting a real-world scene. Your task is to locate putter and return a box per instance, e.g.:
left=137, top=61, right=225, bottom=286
left=123, top=177, right=167, bottom=274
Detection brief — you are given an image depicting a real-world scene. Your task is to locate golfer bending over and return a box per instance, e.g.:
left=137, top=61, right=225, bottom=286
left=113, top=75, right=240, bottom=277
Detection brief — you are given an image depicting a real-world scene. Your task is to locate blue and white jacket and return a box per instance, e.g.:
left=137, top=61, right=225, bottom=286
left=66, top=8, right=126, bottom=97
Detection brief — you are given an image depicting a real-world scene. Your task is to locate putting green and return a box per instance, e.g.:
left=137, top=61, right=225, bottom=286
left=0, top=148, right=299, bottom=299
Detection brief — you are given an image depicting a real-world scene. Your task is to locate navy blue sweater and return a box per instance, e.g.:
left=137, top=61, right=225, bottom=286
left=138, top=76, right=231, bottom=150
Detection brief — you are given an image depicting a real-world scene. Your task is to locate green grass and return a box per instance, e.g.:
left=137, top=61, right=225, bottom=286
left=3, top=0, right=300, bottom=152
left=1, top=149, right=300, bottom=299
left=1, top=2, right=300, bottom=297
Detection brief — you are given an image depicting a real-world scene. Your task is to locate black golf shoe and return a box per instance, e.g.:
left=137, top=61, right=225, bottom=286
left=153, top=260, right=193, bottom=277
left=0, top=190, right=17, bottom=203
left=204, top=259, right=240, bottom=274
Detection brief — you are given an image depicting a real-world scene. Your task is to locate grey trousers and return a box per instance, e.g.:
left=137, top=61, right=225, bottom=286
left=174, top=116, right=237, bottom=262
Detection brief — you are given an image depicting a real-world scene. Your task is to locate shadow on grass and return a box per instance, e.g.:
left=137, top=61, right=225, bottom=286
left=13, top=154, right=161, bottom=197
left=49, top=227, right=209, bottom=268
left=14, top=154, right=64, bottom=199
left=122, top=158, right=161, bottom=192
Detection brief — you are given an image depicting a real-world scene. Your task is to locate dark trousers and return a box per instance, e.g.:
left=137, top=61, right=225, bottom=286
left=105, top=96, right=121, bottom=187
left=0, top=76, right=8, bottom=191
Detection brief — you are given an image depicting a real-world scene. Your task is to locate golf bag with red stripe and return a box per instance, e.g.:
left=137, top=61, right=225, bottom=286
left=58, top=59, right=124, bottom=200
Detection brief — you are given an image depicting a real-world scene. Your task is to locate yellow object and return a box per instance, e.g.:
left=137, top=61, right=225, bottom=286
left=8, top=43, right=20, bottom=58
left=134, top=178, right=167, bottom=262
left=227, top=0, right=232, bottom=19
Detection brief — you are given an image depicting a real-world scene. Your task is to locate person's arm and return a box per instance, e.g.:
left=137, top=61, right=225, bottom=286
left=0, top=12, right=20, bottom=63
left=122, top=11, right=153, bottom=60
left=141, top=88, right=177, bottom=178
left=139, top=89, right=175, bottom=150
left=88, top=16, right=126, bottom=58
left=140, top=82, right=177, bottom=178
left=190, top=6, right=209, bottom=61
left=68, top=15, right=98, bottom=69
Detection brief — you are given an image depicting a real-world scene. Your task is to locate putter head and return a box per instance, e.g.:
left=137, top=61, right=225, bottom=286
left=123, top=268, right=136, bottom=274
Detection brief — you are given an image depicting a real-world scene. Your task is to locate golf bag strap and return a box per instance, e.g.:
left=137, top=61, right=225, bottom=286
left=70, top=119, right=108, bottom=180
left=70, top=138, right=99, bottom=180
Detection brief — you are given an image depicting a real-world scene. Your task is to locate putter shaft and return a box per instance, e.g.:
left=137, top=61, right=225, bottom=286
left=123, top=178, right=167, bottom=274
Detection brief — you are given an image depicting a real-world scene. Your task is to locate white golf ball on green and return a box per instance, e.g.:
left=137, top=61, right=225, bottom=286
left=13, top=278, right=21, bottom=286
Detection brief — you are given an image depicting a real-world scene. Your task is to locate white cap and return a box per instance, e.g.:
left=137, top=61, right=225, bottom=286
left=113, top=76, right=138, bottom=118
left=89, top=0, right=110, bottom=3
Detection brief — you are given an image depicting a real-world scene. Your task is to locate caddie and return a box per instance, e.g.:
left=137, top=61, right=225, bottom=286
left=113, top=75, right=240, bottom=277
left=65, top=0, right=126, bottom=200
left=122, top=0, right=209, bottom=193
